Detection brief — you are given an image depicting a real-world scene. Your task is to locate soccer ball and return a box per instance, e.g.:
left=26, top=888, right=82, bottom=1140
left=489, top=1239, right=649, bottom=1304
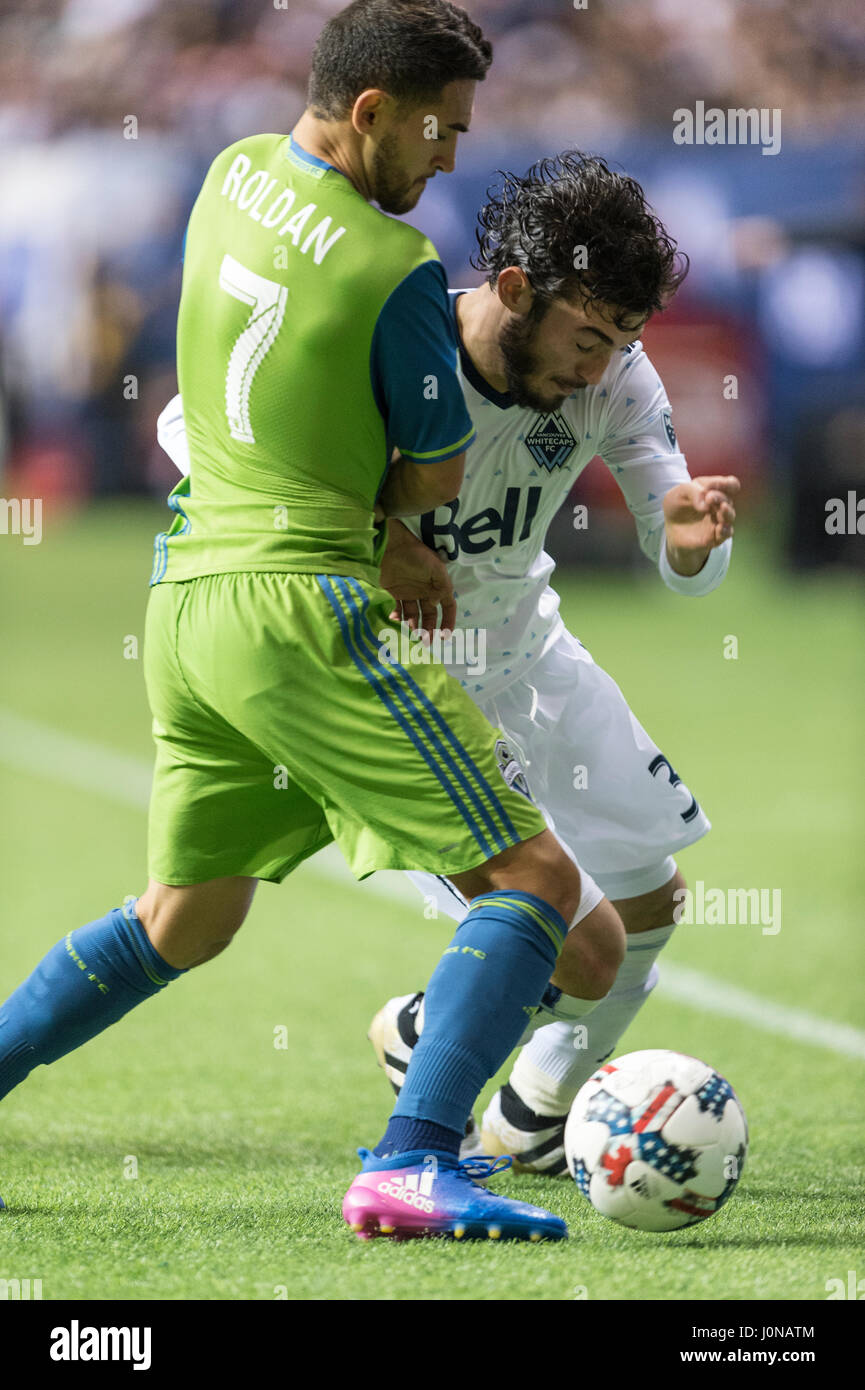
left=563, top=1049, right=747, bottom=1231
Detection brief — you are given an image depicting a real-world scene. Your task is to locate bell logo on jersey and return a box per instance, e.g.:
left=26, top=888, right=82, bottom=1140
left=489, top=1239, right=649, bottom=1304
left=662, top=410, right=677, bottom=450
left=524, top=412, right=577, bottom=472
left=420, top=486, right=542, bottom=560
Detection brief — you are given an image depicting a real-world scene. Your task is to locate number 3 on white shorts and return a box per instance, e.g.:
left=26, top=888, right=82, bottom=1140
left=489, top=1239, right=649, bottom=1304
left=218, top=253, right=288, bottom=444
left=648, top=753, right=700, bottom=824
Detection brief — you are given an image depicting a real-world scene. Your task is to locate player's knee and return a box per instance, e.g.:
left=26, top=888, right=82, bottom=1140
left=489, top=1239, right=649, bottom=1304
left=138, top=897, right=245, bottom=943
left=556, top=898, right=626, bottom=999
left=517, top=832, right=583, bottom=924
left=135, top=878, right=253, bottom=969
left=185, top=937, right=235, bottom=969
left=617, top=868, right=687, bottom=934
left=457, top=830, right=582, bottom=925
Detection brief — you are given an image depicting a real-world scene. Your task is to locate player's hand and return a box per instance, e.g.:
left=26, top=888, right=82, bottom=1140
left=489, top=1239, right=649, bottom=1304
left=379, top=519, right=456, bottom=637
left=663, top=475, right=740, bottom=576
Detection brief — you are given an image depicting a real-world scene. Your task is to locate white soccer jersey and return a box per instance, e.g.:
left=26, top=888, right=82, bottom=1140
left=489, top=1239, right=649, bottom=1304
left=398, top=291, right=730, bottom=699
left=156, top=289, right=730, bottom=701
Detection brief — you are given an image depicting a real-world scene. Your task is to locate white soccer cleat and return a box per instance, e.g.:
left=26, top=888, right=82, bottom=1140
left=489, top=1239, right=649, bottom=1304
left=367, top=991, right=486, bottom=1163
left=480, top=1085, right=571, bottom=1177
left=368, top=991, right=424, bottom=1094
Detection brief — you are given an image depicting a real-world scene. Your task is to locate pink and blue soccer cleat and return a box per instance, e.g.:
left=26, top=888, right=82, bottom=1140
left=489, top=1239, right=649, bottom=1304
left=342, top=1148, right=568, bottom=1242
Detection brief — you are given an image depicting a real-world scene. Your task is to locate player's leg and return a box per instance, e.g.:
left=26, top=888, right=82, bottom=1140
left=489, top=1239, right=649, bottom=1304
left=291, top=574, right=615, bottom=1149
left=449, top=829, right=625, bottom=1000
left=135, top=875, right=258, bottom=969
left=368, top=865, right=622, bottom=1142
left=264, top=573, right=623, bottom=1237
left=483, top=863, right=683, bottom=1172
left=349, top=830, right=613, bottom=1239
left=470, top=633, right=706, bottom=1169
left=371, top=864, right=679, bottom=1174
left=371, top=826, right=622, bottom=1155
left=367, top=629, right=706, bottom=1175
left=0, top=575, right=327, bottom=1114
left=0, top=874, right=260, bottom=1106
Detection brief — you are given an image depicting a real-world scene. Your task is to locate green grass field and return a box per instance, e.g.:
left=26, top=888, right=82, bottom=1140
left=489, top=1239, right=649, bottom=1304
left=1, top=502, right=863, bottom=1301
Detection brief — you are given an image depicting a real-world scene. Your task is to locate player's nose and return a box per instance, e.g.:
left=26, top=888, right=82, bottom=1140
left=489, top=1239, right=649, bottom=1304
left=433, top=147, right=456, bottom=175
left=579, top=358, right=610, bottom=385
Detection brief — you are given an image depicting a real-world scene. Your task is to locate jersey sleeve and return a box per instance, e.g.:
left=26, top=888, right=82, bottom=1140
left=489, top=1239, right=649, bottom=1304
left=597, top=345, right=731, bottom=595
left=370, top=259, right=475, bottom=464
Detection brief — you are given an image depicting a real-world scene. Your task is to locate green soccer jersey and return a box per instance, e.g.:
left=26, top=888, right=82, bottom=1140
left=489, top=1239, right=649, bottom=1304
left=151, top=134, right=475, bottom=586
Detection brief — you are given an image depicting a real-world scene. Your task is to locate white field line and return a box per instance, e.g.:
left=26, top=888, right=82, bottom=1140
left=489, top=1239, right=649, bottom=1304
left=2, top=706, right=864, bottom=1063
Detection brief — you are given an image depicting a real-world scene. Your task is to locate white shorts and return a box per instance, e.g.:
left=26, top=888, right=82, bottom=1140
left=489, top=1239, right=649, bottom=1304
left=407, top=628, right=710, bottom=926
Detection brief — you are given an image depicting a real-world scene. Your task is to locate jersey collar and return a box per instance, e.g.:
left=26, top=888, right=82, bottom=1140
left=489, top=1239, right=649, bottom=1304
left=449, top=290, right=517, bottom=411
left=286, top=132, right=347, bottom=180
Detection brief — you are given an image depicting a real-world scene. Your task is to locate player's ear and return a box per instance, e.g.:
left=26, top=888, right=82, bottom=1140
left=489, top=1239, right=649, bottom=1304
left=497, top=267, right=533, bottom=315
left=350, top=89, right=390, bottom=136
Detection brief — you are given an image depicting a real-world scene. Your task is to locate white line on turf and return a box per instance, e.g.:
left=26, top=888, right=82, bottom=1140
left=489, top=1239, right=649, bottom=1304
left=2, top=705, right=864, bottom=1064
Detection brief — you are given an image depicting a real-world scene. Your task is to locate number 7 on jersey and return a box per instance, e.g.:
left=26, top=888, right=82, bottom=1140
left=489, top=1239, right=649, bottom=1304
left=218, top=253, right=288, bottom=444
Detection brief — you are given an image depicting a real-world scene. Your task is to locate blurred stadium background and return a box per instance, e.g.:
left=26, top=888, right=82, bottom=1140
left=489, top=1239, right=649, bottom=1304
left=0, top=0, right=863, bottom=571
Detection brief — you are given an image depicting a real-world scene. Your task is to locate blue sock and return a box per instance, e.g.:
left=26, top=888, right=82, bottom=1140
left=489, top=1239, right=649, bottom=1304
left=374, top=891, right=566, bottom=1157
left=377, top=1116, right=462, bottom=1158
left=0, top=897, right=184, bottom=1100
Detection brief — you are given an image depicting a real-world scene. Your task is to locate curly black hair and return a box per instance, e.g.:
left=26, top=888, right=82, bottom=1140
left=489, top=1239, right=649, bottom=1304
left=472, top=151, right=688, bottom=328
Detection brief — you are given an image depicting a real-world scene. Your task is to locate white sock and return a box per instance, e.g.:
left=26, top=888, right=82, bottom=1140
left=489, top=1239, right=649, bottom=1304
left=515, top=987, right=603, bottom=1047
left=508, top=922, right=676, bottom=1116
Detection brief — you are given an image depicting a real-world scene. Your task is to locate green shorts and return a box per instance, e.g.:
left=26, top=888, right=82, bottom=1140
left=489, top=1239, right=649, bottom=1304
left=144, top=571, right=545, bottom=884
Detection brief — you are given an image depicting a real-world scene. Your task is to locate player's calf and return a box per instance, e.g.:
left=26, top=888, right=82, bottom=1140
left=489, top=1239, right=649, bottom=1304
left=135, top=875, right=257, bottom=969
left=0, top=896, right=186, bottom=1110
left=0, top=875, right=257, bottom=1124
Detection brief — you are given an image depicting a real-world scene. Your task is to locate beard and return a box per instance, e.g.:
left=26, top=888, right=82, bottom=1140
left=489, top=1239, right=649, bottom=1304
left=371, top=131, right=422, bottom=214
left=498, top=304, right=569, bottom=411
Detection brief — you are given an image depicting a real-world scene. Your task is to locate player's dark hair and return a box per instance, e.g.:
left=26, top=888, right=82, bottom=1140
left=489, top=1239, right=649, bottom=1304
left=472, top=151, right=688, bottom=328
left=308, top=0, right=492, bottom=119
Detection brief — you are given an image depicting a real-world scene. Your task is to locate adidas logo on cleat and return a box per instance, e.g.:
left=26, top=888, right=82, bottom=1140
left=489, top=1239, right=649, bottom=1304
left=377, top=1180, right=435, bottom=1213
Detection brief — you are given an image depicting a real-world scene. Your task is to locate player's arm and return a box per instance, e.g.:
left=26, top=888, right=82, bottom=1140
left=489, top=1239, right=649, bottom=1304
left=370, top=258, right=475, bottom=520
left=378, top=450, right=465, bottom=517
left=599, top=350, right=737, bottom=596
